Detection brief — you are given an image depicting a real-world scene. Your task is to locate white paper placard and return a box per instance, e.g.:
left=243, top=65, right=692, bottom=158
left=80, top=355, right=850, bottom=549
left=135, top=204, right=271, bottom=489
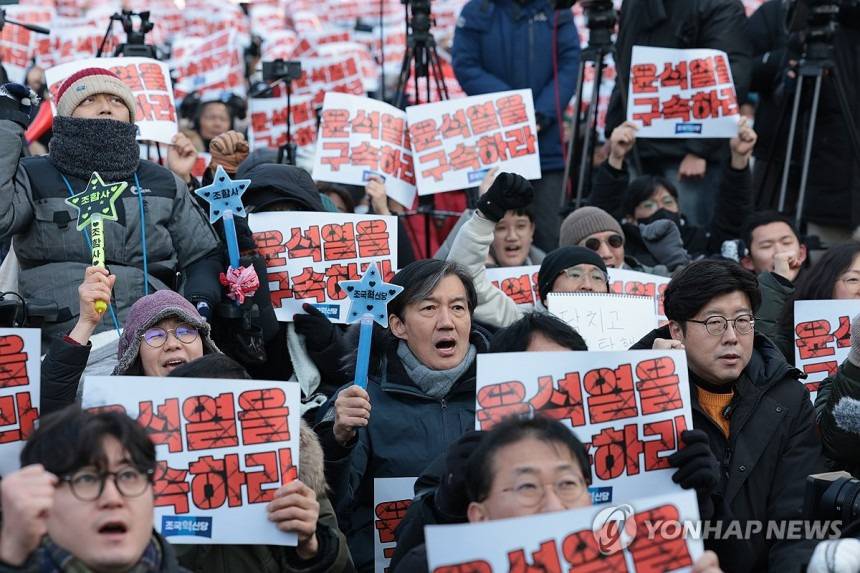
left=548, top=293, right=659, bottom=351
left=0, top=329, right=41, bottom=476
left=373, top=477, right=417, bottom=573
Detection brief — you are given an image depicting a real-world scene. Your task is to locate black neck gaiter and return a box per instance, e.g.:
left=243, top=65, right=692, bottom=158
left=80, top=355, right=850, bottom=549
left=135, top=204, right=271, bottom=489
left=49, top=116, right=140, bottom=182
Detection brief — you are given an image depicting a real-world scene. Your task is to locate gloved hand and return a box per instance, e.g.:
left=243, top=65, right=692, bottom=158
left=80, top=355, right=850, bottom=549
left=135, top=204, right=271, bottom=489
left=293, top=303, right=337, bottom=353
left=668, top=429, right=720, bottom=519
left=435, top=430, right=484, bottom=521
left=476, top=172, right=533, bottom=222
left=0, top=83, right=39, bottom=127
left=209, top=130, right=250, bottom=173
left=639, top=219, right=690, bottom=271
left=847, top=313, right=860, bottom=368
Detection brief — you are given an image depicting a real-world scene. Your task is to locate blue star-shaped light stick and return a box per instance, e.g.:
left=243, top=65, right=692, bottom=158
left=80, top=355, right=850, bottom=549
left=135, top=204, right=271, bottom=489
left=338, top=261, right=403, bottom=388
left=194, top=165, right=251, bottom=269
left=65, top=172, right=128, bottom=314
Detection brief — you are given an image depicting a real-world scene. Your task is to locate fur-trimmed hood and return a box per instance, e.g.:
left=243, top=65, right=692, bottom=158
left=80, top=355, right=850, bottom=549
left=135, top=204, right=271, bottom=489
left=298, top=419, right=327, bottom=496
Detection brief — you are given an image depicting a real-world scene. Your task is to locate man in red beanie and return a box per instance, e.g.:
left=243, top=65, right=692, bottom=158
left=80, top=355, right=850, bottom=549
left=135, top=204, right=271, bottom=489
left=0, top=68, right=222, bottom=345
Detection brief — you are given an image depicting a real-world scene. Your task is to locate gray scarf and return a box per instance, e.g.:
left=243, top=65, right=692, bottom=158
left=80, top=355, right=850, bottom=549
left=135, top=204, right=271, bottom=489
left=49, top=116, right=140, bottom=182
left=397, top=341, right=477, bottom=399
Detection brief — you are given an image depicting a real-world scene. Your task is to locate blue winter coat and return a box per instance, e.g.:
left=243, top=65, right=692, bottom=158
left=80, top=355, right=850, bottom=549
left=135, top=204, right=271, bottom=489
left=316, top=328, right=491, bottom=572
left=452, top=0, right=581, bottom=172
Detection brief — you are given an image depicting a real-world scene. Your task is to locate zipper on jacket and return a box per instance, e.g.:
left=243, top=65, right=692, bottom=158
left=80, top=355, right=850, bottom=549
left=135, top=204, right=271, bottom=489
left=721, top=446, right=733, bottom=481
left=440, top=398, right=448, bottom=443
left=528, top=17, right=534, bottom=77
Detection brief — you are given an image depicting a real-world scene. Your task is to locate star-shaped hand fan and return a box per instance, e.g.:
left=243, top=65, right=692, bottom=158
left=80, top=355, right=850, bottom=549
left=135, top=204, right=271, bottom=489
left=194, top=165, right=251, bottom=224
left=64, top=172, right=128, bottom=231
left=339, top=261, right=403, bottom=328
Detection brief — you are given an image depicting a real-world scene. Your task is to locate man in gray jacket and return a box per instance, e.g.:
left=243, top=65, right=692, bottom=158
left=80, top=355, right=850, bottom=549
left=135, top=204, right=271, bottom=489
left=0, top=68, right=221, bottom=343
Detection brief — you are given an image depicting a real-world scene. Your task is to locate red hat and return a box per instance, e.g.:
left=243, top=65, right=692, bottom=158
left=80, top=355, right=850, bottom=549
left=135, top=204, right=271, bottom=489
left=55, top=67, right=136, bottom=122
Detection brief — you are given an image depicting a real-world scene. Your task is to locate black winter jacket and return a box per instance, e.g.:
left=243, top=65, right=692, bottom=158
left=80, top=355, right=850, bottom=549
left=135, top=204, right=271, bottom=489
left=633, top=326, right=823, bottom=572
left=606, top=0, right=753, bottom=164
left=815, top=359, right=860, bottom=477
left=315, top=328, right=491, bottom=572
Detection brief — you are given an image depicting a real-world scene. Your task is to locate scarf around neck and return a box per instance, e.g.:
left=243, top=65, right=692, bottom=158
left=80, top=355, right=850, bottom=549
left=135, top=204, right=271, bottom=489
left=397, top=340, right=477, bottom=399
left=38, top=534, right=163, bottom=573
left=49, top=116, right=140, bottom=182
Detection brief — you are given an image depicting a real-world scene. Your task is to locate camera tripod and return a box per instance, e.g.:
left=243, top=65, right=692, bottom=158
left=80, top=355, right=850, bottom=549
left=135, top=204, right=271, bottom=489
left=562, top=3, right=616, bottom=208
left=96, top=11, right=157, bottom=59
left=393, top=0, right=449, bottom=108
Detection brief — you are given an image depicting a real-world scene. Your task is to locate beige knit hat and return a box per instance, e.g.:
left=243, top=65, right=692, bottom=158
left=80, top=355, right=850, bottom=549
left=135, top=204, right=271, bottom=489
left=559, top=206, right=624, bottom=247
left=55, top=67, right=136, bottom=122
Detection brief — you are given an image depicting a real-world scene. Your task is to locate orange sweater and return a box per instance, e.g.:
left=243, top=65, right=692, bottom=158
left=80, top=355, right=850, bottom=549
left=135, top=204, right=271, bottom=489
left=696, top=386, right=734, bottom=438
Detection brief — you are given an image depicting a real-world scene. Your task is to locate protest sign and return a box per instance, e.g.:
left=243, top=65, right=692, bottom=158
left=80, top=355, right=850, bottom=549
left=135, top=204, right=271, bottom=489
left=81, top=376, right=301, bottom=545
left=38, top=24, right=118, bottom=69
left=426, top=490, right=703, bottom=573
left=0, top=4, right=53, bottom=83
left=487, top=265, right=541, bottom=307
left=374, top=477, right=417, bottom=573
left=288, top=53, right=365, bottom=106
left=248, top=211, right=398, bottom=323
left=627, top=46, right=740, bottom=138
left=476, top=349, right=692, bottom=503
left=171, top=29, right=246, bottom=100
left=793, top=300, right=860, bottom=398
left=548, top=293, right=659, bottom=351
left=0, top=329, right=40, bottom=476
left=248, top=95, right=317, bottom=152
left=313, top=93, right=417, bottom=210
left=406, top=89, right=541, bottom=196
left=45, top=57, right=178, bottom=144
left=608, top=268, right=671, bottom=322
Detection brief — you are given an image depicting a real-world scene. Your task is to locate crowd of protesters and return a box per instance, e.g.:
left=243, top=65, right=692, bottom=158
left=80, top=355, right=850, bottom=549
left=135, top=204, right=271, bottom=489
left=1, top=0, right=860, bottom=571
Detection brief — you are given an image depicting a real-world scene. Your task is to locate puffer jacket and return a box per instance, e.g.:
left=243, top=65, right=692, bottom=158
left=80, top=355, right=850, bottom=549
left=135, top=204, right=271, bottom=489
left=632, top=326, right=823, bottom=572
left=815, top=359, right=860, bottom=477
left=315, top=327, right=491, bottom=572
left=0, top=120, right=222, bottom=344
left=175, top=421, right=354, bottom=573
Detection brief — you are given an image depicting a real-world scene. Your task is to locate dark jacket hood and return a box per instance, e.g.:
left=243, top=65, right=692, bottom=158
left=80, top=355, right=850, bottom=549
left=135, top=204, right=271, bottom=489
left=241, top=163, right=325, bottom=212
left=632, top=325, right=803, bottom=388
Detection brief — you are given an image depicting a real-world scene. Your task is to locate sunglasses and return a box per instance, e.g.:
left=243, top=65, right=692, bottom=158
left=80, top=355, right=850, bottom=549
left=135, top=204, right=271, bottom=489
left=584, top=234, right=624, bottom=251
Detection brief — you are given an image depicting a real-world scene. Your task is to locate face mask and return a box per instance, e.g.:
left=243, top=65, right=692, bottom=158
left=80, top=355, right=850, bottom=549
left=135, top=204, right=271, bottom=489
left=638, top=208, right=682, bottom=227
left=354, top=204, right=370, bottom=215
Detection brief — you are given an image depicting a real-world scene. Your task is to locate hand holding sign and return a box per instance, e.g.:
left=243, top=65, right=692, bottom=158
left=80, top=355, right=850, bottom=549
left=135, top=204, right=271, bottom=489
left=267, top=480, right=320, bottom=560
left=64, top=171, right=127, bottom=315
left=0, top=464, right=57, bottom=566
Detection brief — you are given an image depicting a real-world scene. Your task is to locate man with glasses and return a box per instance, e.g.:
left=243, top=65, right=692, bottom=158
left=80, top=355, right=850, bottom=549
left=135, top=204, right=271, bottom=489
left=632, top=259, right=823, bottom=572
left=0, top=407, right=186, bottom=572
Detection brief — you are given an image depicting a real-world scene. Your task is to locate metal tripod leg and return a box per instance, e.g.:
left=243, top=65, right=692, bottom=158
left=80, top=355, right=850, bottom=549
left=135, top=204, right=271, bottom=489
left=778, top=75, right=806, bottom=213
left=574, top=47, right=607, bottom=209
left=562, top=53, right=590, bottom=204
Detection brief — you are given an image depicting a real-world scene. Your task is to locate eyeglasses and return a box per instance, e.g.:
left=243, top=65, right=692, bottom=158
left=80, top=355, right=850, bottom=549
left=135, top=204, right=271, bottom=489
left=61, top=467, right=154, bottom=501
left=141, top=324, right=199, bottom=348
left=560, top=266, right=608, bottom=285
left=584, top=234, right=624, bottom=252
left=500, top=475, right=587, bottom=508
left=639, top=195, right=678, bottom=212
left=687, top=314, right=755, bottom=336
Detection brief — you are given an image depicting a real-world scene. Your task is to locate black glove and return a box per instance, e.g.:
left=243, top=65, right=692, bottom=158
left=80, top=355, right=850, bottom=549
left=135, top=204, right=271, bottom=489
left=668, top=429, right=720, bottom=518
left=638, top=219, right=690, bottom=270
left=293, top=303, right=336, bottom=352
left=476, top=172, right=534, bottom=222
left=0, top=83, right=38, bottom=128
left=435, top=430, right=484, bottom=521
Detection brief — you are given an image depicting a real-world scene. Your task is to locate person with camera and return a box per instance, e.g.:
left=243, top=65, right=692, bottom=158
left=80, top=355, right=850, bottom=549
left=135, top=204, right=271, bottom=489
left=451, top=0, right=581, bottom=252
left=0, top=69, right=222, bottom=345
left=633, top=259, right=823, bottom=571
left=605, top=0, right=753, bottom=228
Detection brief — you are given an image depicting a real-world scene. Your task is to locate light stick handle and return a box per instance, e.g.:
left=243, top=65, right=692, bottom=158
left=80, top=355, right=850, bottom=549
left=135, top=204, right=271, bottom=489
left=223, top=210, right=241, bottom=269
left=354, top=313, right=374, bottom=389
left=90, top=216, right=108, bottom=314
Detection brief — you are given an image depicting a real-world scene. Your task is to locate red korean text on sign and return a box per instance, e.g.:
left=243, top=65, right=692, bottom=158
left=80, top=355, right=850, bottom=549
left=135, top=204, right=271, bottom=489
left=183, top=392, right=239, bottom=451
left=0, top=334, right=28, bottom=389
left=375, top=498, right=413, bottom=564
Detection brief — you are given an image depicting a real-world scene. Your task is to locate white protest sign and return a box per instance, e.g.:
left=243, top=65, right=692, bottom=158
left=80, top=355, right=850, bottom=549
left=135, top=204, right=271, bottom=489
left=314, top=93, right=417, bottom=210
left=794, top=300, right=860, bottom=400
left=171, top=29, right=246, bottom=100
left=82, top=376, right=301, bottom=545
left=45, top=57, right=178, bottom=144
left=426, top=490, right=703, bottom=572
left=406, top=89, right=541, bottom=196
left=248, top=211, right=398, bottom=323
left=0, top=329, right=40, bottom=476
left=373, top=477, right=417, bottom=573
left=486, top=265, right=541, bottom=307
left=288, top=53, right=365, bottom=107
left=248, top=95, right=317, bottom=152
left=627, top=46, right=740, bottom=138
left=548, top=293, right=659, bottom=351
left=476, top=350, right=692, bottom=503
left=608, top=268, right=671, bottom=323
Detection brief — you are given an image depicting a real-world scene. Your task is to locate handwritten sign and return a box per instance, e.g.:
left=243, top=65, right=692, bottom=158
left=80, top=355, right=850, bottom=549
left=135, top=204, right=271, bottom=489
left=627, top=46, right=740, bottom=138
left=406, top=89, right=541, bottom=196
left=82, top=376, right=301, bottom=545
left=313, top=93, right=417, bottom=211
left=373, top=477, right=417, bottom=573
left=793, top=300, right=860, bottom=399
left=547, top=293, right=659, bottom=351
left=0, top=329, right=40, bottom=476
left=248, top=212, right=398, bottom=323
left=45, top=57, right=178, bottom=144
left=476, top=349, right=692, bottom=503
left=425, top=490, right=703, bottom=573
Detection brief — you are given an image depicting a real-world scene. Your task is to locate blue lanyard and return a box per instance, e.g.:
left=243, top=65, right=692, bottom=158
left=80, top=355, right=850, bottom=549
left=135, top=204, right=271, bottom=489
left=60, top=171, right=150, bottom=334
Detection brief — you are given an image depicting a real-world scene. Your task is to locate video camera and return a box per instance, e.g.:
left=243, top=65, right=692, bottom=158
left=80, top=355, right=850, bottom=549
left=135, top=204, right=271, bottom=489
left=786, top=0, right=860, bottom=39
left=805, top=471, right=860, bottom=525
left=261, top=59, right=302, bottom=83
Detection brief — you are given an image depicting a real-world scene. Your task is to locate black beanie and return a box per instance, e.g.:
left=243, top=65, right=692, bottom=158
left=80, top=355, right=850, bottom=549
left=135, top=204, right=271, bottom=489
left=537, top=246, right=609, bottom=303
